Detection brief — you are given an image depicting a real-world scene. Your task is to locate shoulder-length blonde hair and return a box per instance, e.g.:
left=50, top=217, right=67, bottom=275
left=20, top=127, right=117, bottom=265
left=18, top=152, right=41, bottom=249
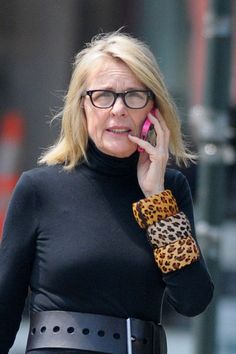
left=39, top=31, right=195, bottom=169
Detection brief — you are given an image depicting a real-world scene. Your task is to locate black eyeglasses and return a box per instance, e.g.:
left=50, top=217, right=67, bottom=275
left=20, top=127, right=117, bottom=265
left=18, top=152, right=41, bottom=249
left=84, top=89, right=154, bottom=109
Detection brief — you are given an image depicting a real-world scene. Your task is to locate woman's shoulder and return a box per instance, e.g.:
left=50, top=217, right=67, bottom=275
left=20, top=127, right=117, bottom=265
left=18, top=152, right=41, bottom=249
left=23, top=164, right=64, bottom=178
left=18, top=164, right=68, bottom=188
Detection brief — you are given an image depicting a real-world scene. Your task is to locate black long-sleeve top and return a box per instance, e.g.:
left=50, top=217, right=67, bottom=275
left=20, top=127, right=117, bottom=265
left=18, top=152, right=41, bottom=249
left=0, top=141, right=213, bottom=353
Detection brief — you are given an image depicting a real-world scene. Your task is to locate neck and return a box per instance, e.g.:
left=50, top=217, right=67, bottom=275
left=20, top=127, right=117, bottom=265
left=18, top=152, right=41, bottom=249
left=85, top=139, right=139, bottom=176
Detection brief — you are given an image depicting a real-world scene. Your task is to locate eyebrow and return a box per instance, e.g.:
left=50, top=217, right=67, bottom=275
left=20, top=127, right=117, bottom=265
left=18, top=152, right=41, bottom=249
left=90, top=86, right=147, bottom=91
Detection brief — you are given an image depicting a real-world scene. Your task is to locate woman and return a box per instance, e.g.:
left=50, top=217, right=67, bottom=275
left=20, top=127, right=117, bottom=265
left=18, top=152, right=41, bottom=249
left=0, top=31, right=213, bottom=354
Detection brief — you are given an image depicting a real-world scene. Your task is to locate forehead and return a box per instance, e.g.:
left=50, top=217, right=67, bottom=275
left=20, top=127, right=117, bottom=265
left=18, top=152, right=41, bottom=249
left=86, top=57, right=144, bottom=88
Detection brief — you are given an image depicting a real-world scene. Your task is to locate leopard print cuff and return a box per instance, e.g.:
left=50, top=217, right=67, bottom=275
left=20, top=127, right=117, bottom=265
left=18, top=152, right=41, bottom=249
left=132, top=190, right=179, bottom=228
left=153, top=236, right=200, bottom=273
left=147, top=212, right=192, bottom=249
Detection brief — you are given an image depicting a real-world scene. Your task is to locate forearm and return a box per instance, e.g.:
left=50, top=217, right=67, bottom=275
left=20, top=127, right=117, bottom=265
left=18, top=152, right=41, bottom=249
left=133, top=190, right=200, bottom=272
left=133, top=189, right=213, bottom=316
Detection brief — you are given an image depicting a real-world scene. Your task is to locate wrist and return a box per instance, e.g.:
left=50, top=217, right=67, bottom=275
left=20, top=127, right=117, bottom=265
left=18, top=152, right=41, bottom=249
left=143, top=184, right=165, bottom=198
left=144, top=187, right=165, bottom=198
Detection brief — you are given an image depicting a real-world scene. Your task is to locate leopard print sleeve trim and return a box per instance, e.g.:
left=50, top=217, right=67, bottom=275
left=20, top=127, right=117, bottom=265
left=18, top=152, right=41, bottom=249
left=147, top=211, right=200, bottom=273
left=153, top=236, right=200, bottom=273
left=132, top=191, right=200, bottom=273
left=147, top=212, right=192, bottom=249
left=132, top=190, right=179, bottom=229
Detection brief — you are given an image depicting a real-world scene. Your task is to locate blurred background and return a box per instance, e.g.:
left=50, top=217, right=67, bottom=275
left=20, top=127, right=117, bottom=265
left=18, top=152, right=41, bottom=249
left=0, top=0, right=235, bottom=353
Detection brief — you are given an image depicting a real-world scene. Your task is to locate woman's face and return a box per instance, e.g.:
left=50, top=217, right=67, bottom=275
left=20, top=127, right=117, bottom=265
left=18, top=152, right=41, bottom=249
left=83, top=57, right=154, bottom=158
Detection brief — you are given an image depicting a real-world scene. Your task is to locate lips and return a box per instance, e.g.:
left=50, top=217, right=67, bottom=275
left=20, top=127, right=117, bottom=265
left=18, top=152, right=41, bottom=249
left=107, top=127, right=131, bottom=134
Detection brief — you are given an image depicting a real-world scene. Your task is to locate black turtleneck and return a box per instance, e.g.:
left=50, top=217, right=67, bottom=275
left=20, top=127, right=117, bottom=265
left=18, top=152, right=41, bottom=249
left=86, top=139, right=139, bottom=176
left=0, top=141, right=213, bottom=353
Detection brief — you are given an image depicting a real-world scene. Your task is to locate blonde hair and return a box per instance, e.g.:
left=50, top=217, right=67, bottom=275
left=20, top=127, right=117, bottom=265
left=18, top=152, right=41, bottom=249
left=39, top=31, right=195, bottom=169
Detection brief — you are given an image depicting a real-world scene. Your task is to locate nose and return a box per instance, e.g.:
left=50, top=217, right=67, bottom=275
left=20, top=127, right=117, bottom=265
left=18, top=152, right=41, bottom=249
left=110, top=96, right=128, bottom=117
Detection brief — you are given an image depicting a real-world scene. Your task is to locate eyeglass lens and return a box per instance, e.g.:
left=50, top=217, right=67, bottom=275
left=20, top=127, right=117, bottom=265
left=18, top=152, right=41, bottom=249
left=89, top=90, right=150, bottom=108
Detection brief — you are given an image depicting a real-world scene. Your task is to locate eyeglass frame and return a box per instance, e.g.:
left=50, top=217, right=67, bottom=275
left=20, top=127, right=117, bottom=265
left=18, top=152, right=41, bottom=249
left=83, top=89, right=154, bottom=109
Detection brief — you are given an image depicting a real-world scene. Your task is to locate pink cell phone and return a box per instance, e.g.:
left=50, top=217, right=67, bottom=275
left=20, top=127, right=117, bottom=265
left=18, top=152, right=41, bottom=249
left=138, top=108, right=156, bottom=152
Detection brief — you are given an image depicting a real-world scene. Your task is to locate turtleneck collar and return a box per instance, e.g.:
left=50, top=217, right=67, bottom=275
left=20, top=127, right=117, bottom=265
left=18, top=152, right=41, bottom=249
left=84, top=139, right=139, bottom=176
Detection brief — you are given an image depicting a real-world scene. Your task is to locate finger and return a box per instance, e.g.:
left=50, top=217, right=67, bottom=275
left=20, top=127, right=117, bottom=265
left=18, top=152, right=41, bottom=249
left=148, top=110, right=168, bottom=134
left=148, top=111, right=170, bottom=150
left=154, top=110, right=170, bottom=140
left=128, top=134, right=157, bottom=154
left=128, top=133, right=169, bottom=167
left=147, top=113, right=165, bottom=150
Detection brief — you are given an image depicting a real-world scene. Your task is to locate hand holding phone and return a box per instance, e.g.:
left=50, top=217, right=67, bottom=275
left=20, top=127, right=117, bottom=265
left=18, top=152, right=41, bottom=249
left=138, top=108, right=157, bottom=152
left=129, top=108, right=169, bottom=197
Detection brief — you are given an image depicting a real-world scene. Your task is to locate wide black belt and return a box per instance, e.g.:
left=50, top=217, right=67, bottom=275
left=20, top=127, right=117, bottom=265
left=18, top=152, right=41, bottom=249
left=26, top=311, right=167, bottom=354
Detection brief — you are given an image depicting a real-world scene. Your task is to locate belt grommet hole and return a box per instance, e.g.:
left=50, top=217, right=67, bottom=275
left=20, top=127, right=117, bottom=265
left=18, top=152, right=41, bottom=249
left=82, top=328, right=90, bottom=335
left=67, top=327, right=75, bottom=334
left=31, top=328, right=36, bottom=335
left=53, top=326, right=60, bottom=333
left=143, top=338, right=148, bottom=344
left=98, top=330, right=105, bottom=337
left=40, top=326, right=46, bottom=333
left=113, top=333, right=120, bottom=339
left=131, top=335, right=136, bottom=342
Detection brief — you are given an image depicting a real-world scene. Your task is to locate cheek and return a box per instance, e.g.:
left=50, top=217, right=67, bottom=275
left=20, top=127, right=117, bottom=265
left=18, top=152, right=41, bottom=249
left=84, top=105, right=105, bottom=137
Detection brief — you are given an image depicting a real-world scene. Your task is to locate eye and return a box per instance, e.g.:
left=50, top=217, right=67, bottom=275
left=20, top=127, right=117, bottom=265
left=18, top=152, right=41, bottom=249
left=93, top=91, right=113, bottom=99
left=91, top=90, right=114, bottom=107
left=126, top=91, right=145, bottom=99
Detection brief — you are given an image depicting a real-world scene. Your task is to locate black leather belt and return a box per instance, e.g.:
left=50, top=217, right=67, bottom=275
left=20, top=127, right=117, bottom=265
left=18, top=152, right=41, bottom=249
left=26, top=311, right=167, bottom=354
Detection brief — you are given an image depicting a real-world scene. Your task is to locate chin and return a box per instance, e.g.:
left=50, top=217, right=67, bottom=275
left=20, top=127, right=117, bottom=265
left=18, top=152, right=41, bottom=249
left=109, top=149, right=136, bottom=158
left=112, top=151, right=135, bottom=158
left=97, top=136, right=136, bottom=157
left=104, top=144, right=136, bottom=158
